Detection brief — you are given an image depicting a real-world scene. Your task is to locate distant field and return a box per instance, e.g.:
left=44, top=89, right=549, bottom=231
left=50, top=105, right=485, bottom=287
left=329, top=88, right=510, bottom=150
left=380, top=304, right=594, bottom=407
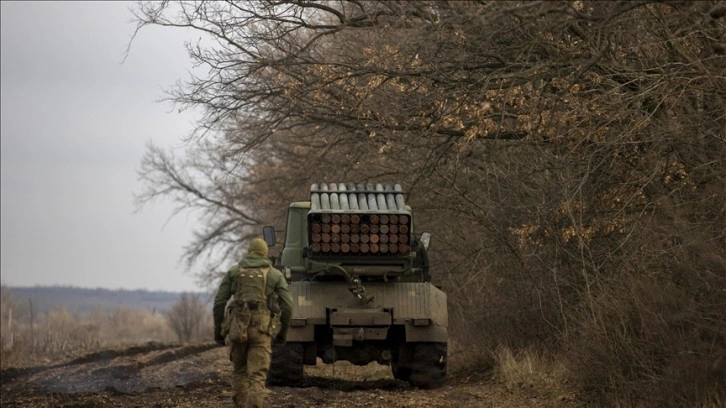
left=2, top=286, right=213, bottom=314
left=1, top=286, right=215, bottom=370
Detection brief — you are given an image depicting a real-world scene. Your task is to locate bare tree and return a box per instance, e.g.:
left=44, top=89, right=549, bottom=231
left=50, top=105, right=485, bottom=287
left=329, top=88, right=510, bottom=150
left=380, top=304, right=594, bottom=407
left=166, top=293, right=207, bottom=343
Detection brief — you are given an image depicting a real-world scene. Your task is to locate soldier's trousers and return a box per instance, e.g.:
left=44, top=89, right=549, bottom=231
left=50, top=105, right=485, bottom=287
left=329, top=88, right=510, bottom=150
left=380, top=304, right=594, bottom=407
left=229, top=327, right=272, bottom=408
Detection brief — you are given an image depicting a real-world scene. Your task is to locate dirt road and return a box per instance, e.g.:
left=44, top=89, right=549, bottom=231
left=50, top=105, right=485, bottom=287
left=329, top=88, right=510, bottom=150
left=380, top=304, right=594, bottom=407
left=1, top=342, right=578, bottom=407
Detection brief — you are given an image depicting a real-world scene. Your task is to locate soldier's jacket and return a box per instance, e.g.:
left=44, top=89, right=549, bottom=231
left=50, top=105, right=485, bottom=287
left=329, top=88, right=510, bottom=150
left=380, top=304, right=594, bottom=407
left=215, top=255, right=293, bottom=340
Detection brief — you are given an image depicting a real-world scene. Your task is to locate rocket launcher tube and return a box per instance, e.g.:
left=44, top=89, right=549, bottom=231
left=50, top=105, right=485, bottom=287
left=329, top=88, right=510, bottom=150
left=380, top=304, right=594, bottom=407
left=394, top=184, right=406, bottom=210
left=310, top=183, right=321, bottom=210
left=340, top=193, right=349, bottom=210
left=367, top=193, right=378, bottom=211
left=395, top=194, right=405, bottom=211
left=375, top=184, right=387, bottom=210
left=358, top=194, right=369, bottom=210
left=348, top=193, right=359, bottom=210
left=321, top=193, right=330, bottom=210
left=377, top=193, right=387, bottom=211
left=386, top=193, right=397, bottom=211
left=311, top=193, right=321, bottom=210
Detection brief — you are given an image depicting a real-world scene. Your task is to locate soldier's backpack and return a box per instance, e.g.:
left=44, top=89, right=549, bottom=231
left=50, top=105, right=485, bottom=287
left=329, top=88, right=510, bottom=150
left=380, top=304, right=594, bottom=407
left=223, top=266, right=270, bottom=342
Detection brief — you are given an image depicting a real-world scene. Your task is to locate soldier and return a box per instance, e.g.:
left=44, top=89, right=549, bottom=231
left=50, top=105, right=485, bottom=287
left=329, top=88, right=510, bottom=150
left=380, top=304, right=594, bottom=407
left=213, top=238, right=293, bottom=408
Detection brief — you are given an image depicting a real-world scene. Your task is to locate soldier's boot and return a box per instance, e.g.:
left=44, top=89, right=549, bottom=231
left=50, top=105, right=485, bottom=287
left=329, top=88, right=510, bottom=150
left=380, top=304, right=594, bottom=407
left=248, top=394, right=263, bottom=408
left=232, top=393, right=248, bottom=408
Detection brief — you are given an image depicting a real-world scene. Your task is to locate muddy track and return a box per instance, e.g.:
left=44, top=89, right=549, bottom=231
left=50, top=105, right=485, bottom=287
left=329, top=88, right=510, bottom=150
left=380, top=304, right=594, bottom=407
left=0, top=342, right=183, bottom=385
left=1, top=342, right=579, bottom=407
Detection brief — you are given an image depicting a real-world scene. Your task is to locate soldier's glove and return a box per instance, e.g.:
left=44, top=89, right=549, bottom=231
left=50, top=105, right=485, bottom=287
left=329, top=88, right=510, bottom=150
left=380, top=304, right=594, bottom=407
left=273, top=333, right=287, bottom=347
left=214, top=331, right=225, bottom=346
left=213, top=304, right=226, bottom=346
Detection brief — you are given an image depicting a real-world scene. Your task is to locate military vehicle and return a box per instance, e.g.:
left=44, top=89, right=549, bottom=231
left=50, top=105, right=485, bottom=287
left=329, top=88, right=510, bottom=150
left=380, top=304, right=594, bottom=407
left=263, top=183, right=447, bottom=388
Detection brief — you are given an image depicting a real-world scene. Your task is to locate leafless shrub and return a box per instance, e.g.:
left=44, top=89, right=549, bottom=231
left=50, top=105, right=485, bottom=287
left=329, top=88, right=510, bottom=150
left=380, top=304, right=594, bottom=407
left=166, top=293, right=211, bottom=343
left=565, top=271, right=724, bottom=406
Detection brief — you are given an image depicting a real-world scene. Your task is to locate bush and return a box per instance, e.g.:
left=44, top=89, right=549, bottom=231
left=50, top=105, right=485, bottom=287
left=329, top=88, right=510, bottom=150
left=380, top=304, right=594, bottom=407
left=565, top=272, right=725, bottom=407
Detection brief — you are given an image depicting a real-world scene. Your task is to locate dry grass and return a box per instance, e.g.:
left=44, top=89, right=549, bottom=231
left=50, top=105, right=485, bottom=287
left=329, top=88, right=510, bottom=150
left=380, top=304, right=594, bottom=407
left=492, top=346, right=570, bottom=397
left=0, top=306, right=190, bottom=370
left=1, top=289, right=216, bottom=370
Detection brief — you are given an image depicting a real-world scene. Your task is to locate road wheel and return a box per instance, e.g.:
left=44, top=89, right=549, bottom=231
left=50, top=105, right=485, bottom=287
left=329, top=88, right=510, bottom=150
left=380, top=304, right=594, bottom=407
left=408, top=342, right=446, bottom=389
left=267, top=342, right=303, bottom=386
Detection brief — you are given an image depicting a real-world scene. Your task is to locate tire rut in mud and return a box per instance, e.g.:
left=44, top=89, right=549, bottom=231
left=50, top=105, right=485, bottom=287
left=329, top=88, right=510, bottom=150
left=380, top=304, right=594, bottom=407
left=1, top=342, right=226, bottom=395
left=1, top=341, right=181, bottom=386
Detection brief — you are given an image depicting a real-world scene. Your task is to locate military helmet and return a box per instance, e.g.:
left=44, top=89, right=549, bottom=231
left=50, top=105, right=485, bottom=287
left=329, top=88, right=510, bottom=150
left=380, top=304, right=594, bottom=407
left=248, top=238, right=269, bottom=257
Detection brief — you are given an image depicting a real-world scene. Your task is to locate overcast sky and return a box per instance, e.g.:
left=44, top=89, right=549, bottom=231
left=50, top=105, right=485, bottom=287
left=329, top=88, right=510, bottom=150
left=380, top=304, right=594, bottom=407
left=1, top=2, right=208, bottom=292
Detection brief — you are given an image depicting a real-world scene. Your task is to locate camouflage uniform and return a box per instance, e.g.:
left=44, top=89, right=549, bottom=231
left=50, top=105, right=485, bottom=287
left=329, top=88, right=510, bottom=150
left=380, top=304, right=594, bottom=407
left=214, top=239, right=293, bottom=408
